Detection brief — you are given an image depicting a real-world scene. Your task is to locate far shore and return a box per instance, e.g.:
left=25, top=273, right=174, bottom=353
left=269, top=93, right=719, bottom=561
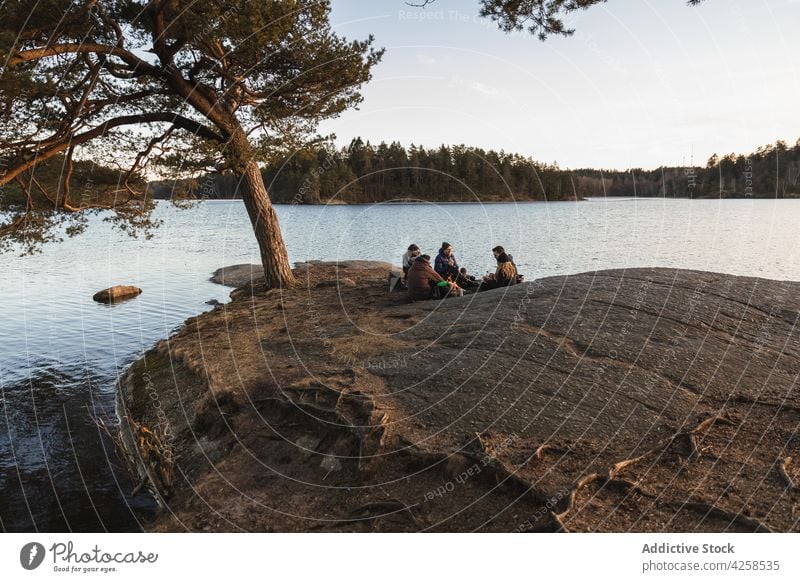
left=149, top=195, right=800, bottom=204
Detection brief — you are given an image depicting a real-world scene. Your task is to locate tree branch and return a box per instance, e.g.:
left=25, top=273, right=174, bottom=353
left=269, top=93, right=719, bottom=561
left=148, top=3, right=235, bottom=136
left=30, top=172, right=79, bottom=212
left=120, top=125, right=177, bottom=197
left=1, top=113, right=223, bottom=187
left=8, top=43, right=163, bottom=78
left=0, top=177, right=35, bottom=237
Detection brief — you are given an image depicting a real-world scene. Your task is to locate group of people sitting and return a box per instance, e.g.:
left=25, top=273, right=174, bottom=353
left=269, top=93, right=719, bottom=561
left=401, top=241, right=520, bottom=301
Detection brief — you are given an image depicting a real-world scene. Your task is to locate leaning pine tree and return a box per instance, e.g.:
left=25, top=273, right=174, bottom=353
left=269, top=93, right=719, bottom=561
left=0, top=0, right=382, bottom=288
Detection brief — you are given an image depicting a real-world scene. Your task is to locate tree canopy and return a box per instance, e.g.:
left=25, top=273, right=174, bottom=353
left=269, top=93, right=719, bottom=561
left=412, top=0, right=705, bottom=40
left=0, top=0, right=709, bottom=283
left=0, top=0, right=381, bottom=284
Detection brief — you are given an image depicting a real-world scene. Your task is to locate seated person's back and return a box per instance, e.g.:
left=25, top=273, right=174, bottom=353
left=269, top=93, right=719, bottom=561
left=495, top=255, right=517, bottom=285
left=407, top=254, right=444, bottom=300
left=480, top=246, right=518, bottom=290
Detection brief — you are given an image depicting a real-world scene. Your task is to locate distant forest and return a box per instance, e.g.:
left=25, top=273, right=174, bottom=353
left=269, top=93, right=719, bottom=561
left=5, top=138, right=800, bottom=209
left=0, top=154, right=145, bottom=208
left=148, top=137, right=578, bottom=203
left=570, top=139, right=800, bottom=199
left=148, top=137, right=800, bottom=203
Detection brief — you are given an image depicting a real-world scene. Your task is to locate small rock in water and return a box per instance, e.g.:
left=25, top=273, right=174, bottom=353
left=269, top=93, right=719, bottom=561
left=205, top=299, right=223, bottom=306
left=92, top=285, right=142, bottom=304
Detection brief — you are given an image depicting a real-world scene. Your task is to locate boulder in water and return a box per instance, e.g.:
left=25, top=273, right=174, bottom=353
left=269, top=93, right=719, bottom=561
left=92, top=285, right=142, bottom=303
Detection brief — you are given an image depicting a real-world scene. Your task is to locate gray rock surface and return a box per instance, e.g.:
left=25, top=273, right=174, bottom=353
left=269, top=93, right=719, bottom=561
left=209, top=264, right=262, bottom=288
left=370, top=268, right=800, bottom=446
left=118, top=265, right=800, bottom=533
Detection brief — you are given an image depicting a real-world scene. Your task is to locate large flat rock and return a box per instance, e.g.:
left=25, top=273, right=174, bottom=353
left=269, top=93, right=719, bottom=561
left=209, top=264, right=262, bottom=287
left=118, top=265, right=800, bottom=532
left=370, top=268, right=800, bottom=447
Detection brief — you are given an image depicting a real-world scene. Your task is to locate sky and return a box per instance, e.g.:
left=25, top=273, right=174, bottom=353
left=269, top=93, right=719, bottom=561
left=321, top=0, right=800, bottom=170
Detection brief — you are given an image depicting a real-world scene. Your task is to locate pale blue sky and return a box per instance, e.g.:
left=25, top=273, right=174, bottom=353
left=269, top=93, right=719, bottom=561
left=322, top=0, right=800, bottom=170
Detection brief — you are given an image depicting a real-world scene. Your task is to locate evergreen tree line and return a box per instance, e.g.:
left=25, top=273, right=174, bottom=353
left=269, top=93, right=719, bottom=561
left=569, top=139, right=800, bottom=199
left=150, top=137, right=800, bottom=203
left=8, top=138, right=800, bottom=208
left=152, top=138, right=581, bottom=203
left=0, top=154, right=145, bottom=208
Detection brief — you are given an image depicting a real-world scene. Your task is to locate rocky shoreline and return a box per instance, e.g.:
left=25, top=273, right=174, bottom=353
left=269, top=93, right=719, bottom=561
left=116, top=262, right=800, bottom=532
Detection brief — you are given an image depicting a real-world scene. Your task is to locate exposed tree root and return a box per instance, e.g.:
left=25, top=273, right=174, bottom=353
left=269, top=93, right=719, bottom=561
left=557, top=473, right=601, bottom=518
left=692, top=414, right=736, bottom=433
left=254, top=378, right=391, bottom=473
left=392, top=436, right=551, bottom=520
left=668, top=413, right=736, bottom=459
left=131, top=477, right=149, bottom=497
left=549, top=511, right=570, bottom=532
left=94, top=411, right=174, bottom=497
left=776, top=457, right=799, bottom=492
left=533, top=442, right=571, bottom=461
left=600, top=412, right=736, bottom=483
left=358, top=410, right=391, bottom=471
left=467, top=433, right=546, bottom=501
left=729, top=394, right=800, bottom=414
left=609, top=455, right=649, bottom=479
left=522, top=412, right=751, bottom=532
left=599, top=477, right=657, bottom=498
left=666, top=500, right=773, bottom=533
left=519, top=473, right=600, bottom=532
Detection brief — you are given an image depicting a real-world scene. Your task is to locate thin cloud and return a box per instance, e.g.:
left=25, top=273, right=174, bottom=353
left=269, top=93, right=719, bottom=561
left=470, top=81, right=499, bottom=96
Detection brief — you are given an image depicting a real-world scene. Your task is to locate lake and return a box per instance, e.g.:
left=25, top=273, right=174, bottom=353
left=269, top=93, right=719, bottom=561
left=1, top=198, right=799, bottom=531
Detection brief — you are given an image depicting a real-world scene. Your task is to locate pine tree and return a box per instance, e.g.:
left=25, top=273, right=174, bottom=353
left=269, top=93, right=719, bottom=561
left=0, top=1, right=382, bottom=287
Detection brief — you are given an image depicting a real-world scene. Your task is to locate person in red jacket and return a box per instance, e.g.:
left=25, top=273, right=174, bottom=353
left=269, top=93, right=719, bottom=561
left=407, top=254, right=454, bottom=301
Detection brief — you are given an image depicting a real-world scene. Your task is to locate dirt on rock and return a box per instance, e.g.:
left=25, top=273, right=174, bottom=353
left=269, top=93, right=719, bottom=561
left=117, top=262, right=800, bottom=532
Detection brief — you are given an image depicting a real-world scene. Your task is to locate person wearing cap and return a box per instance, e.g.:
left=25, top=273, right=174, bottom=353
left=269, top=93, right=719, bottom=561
left=401, top=244, right=421, bottom=278
left=434, top=242, right=460, bottom=280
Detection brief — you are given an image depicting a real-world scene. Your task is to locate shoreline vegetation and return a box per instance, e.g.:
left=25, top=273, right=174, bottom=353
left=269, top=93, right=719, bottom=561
left=116, top=261, right=800, bottom=532
left=147, top=138, right=800, bottom=204
left=4, top=138, right=800, bottom=210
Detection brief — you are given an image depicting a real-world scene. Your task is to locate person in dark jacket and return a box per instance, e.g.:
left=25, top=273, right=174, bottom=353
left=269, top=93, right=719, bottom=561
left=434, top=242, right=460, bottom=280
left=407, top=254, right=453, bottom=301
left=480, top=246, right=518, bottom=291
left=456, top=267, right=480, bottom=292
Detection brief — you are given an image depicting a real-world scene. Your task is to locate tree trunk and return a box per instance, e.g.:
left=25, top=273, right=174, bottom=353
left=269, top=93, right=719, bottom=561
left=238, top=160, right=296, bottom=289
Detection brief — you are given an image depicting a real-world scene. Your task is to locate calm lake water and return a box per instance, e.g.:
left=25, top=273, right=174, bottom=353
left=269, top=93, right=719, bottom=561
left=1, top=198, right=799, bottom=531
